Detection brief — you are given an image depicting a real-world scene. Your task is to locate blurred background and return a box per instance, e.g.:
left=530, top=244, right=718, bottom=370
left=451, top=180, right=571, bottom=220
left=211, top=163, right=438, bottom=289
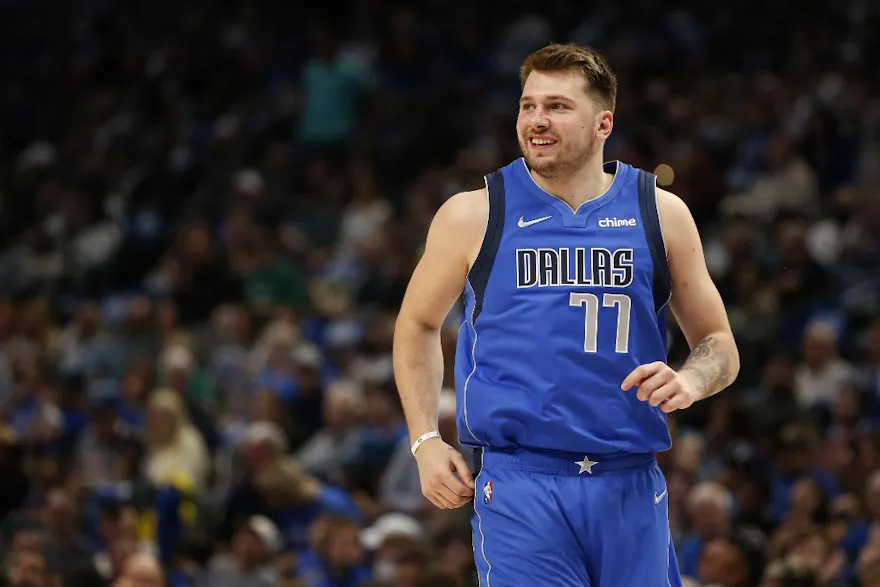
left=0, top=0, right=878, bottom=586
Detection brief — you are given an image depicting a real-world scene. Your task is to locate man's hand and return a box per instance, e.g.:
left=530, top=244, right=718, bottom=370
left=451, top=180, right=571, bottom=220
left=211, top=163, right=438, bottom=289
left=621, top=361, right=698, bottom=413
left=414, top=437, right=475, bottom=509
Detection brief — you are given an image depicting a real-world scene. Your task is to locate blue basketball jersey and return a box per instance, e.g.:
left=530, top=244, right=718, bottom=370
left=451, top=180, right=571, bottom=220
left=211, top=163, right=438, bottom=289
left=454, top=158, right=673, bottom=456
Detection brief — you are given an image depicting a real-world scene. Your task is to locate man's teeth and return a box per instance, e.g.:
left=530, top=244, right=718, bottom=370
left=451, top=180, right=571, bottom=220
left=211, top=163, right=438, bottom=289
left=531, top=138, right=555, bottom=145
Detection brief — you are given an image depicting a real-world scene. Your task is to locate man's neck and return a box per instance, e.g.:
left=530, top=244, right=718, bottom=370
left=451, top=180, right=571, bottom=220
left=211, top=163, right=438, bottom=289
left=527, top=157, right=615, bottom=211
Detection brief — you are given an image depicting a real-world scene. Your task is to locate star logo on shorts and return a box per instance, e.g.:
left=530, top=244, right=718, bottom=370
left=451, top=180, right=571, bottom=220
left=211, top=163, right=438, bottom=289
left=575, top=456, right=599, bottom=474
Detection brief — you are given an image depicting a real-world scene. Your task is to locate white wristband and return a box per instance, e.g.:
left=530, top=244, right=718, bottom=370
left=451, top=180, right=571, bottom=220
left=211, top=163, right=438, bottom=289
left=411, top=431, right=442, bottom=456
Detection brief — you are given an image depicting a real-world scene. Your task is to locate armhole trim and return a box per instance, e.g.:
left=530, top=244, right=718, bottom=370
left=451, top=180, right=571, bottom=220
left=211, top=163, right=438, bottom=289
left=468, top=172, right=506, bottom=324
left=637, top=170, right=672, bottom=313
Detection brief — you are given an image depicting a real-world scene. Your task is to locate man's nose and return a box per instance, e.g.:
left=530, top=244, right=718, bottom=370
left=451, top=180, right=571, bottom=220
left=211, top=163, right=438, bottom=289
left=529, top=112, right=550, bottom=130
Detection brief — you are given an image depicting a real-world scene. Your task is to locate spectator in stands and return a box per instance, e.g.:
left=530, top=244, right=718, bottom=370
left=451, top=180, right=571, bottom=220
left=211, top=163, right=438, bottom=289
left=3, top=549, right=51, bottom=587
left=142, top=389, right=210, bottom=493
left=296, top=379, right=364, bottom=483
left=296, top=515, right=372, bottom=587
left=680, top=481, right=735, bottom=578
left=73, top=384, right=139, bottom=491
left=196, top=516, right=280, bottom=587
left=695, top=538, right=750, bottom=587
left=795, top=323, right=855, bottom=409
left=40, top=488, right=92, bottom=576
left=114, top=553, right=165, bottom=587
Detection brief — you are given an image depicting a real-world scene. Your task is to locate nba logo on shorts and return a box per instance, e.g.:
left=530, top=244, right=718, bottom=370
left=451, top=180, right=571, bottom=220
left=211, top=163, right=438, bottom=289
left=483, top=480, right=493, bottom=504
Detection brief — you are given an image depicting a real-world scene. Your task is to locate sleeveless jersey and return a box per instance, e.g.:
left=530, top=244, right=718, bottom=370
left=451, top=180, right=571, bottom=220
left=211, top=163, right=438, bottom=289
left=454, top=158, right=673, bottom=456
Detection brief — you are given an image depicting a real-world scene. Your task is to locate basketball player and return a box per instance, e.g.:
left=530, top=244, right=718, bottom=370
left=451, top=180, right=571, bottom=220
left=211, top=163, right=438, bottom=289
left=392, top=43, right=739, bottom=586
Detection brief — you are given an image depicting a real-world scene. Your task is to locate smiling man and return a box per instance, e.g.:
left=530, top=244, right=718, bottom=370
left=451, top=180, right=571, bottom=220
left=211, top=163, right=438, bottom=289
left=393, top=43, right=740, bottom=587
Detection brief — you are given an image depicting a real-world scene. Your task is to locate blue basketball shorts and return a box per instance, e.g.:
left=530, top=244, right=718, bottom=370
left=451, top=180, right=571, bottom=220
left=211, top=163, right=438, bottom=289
left=471, top=448, right=683, bottom=587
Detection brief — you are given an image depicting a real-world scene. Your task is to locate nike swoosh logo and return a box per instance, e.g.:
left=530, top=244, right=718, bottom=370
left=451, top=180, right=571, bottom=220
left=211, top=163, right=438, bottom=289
left=654, top=489, right=667, bottom=505
left=517, top=215, right=552, bottom=228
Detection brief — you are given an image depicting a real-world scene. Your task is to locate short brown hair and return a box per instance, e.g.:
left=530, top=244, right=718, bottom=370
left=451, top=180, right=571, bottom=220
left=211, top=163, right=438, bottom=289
left=520, top=43, right=617, bottom=112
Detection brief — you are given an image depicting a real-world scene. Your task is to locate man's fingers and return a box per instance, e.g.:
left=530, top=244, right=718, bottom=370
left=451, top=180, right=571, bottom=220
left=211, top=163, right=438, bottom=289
left=417, top=443, right=475, bottom=509
left=432, top=483, right=466, bottom=508
left=635, top=369, right=675, bottom=402
left=621, top=362, right=664, bottom=391
left=428, top=492, right=455, bottom=509
left=661, top=393, right=690, bottom=413
left=424, top=473, right=473, bottom=510
left=435, top=485, right=460, bottom=507
left=621, top=364, right=650, bottom=391
left=635, top=371, right=665, bottom=402
left=425, top=483, right=456, bottom=509
left=450, top=450, right=475, bottom=489
left=646, top=382, right=676, bottom=407
left=443, top=470, right=475, bottom=498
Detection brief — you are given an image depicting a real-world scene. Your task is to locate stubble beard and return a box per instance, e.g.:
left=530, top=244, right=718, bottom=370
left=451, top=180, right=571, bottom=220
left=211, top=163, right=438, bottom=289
left=519, top=135, right=597, bottom=179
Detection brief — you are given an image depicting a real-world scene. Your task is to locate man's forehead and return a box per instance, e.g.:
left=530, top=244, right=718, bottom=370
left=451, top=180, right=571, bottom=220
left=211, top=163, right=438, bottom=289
left=521, top=70, right=587, bottom=100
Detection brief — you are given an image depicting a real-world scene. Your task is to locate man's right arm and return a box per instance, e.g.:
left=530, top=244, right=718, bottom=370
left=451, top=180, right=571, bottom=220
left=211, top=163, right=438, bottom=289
left=392, top=188, right=486, bottom=508
left=393, top=188, right=487, bottom=443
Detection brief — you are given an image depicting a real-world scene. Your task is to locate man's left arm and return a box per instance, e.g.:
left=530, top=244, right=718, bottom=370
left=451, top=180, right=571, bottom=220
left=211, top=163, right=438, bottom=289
left=621, top=189, right=740, bottom=411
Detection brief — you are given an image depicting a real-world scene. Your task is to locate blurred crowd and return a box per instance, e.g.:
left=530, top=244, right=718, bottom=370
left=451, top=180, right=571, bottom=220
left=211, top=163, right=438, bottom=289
left=0, top=0, right=879, bottom=586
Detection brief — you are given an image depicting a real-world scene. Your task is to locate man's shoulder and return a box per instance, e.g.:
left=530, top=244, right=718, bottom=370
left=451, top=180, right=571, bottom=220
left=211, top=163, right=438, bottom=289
left=653, top=187, right=698, bottom=256
left=654, top=187, right=691, bottom=220
left=441, top=187, right=488, bottom=217
left=434, top=158, right=525, bottom=230
left=431, top=188, right=489, bottom=247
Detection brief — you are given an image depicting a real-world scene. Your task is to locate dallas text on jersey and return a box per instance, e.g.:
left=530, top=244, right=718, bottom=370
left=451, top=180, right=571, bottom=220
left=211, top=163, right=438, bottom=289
left=515, top=247, right=635, bottom=289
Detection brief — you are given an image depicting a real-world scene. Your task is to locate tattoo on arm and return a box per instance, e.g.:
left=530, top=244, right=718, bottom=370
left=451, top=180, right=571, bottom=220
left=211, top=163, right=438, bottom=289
left=680, top=335, right=732, bottom=399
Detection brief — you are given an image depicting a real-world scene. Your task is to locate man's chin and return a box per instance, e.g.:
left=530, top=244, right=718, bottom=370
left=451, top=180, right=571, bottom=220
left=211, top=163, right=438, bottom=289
left=524, top=154, right=561, bottom=176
